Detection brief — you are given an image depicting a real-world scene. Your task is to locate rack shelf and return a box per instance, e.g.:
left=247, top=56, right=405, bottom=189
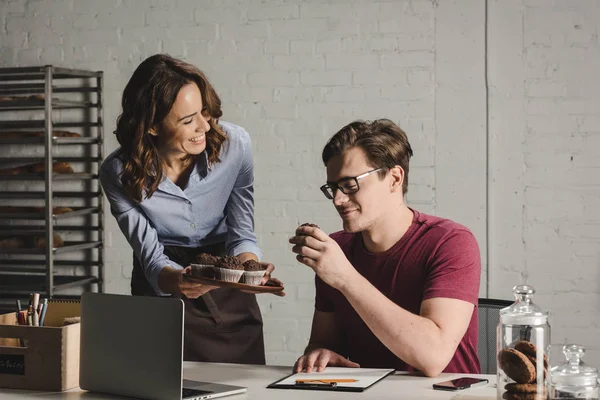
left=0, top=65, right=105, bottom=301
left=0, top=206, right=98, bottom=220
left=0, top=275, right=99, bottom=295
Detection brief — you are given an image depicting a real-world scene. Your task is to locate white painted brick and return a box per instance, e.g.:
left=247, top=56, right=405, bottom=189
left=342, top=36, right=398, bottom=53
left=145, top=8, right=195, bottom=27
left=74, top=0, right=118, bottom=13
left=193, top=6, right=243, bottom=25
left=7, top=13, right=49, bottom=33
left=299, top=3, right=371, bottom=19
left=269, top=19, right=329, bottom=39
left=42, top=44, right=69, bottom=65
left=325, top=53, right=379, bottom=70
left=380, top=84, right=432, bottom=101
left=353, top=70, right=407, bottom=85
left=290, top=39, right=315, bottom=54
left=323, top=87, right=369, bottom=103
left=167, top=26, right=218, bottom=42
left=220, top=87, right=273, bottom=104
left=326, top=19, right=360, bottom=36
left=274, top=54, right=324, bottom=70
left=72, top=13, right=99, bottom=30
left=397, top=33, right=435, bottom=51
left=297, top=103, right=355, bottom=119
left=300, top=70, right=351, bottom=86
left=381, top=51, right=434, bottom=68
left=407, top=69, right=433, bottom=86
left=263, top=103, right=297, bottom=119
left=273, top=87, right=325, bottom=103
left=1, top=0, right=26, bottom=13
left=247, top=4, right=299, bottom=21
left=527, top=115, right=579, bottom=134
left=379, top=15, right=433, bottom=34
left=264, top=39, right=289, bottom=55
left=248, top=71, right=298, bottom=87
left=220, top=22, right=269, bottom=40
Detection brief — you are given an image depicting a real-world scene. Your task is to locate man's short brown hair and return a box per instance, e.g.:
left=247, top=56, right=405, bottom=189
left=322, top=119, right=414, bottom=195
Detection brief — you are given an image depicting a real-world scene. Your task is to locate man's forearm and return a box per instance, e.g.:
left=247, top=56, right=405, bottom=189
left=339, top=273, right=453, bottom=376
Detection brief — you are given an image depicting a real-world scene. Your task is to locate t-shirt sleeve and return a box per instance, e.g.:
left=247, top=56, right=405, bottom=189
left=423, top=228, right=481, bottom=305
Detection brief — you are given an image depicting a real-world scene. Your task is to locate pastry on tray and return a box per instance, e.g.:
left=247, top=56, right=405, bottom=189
left=241, top=260, right=267, bottom=285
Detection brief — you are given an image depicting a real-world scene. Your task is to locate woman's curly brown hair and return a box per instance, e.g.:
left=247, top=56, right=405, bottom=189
left=115, top=54, right=227, bottom=202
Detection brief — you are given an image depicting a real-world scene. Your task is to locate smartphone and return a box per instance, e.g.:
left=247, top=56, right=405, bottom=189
left=432, top=377, right=489, bottom=391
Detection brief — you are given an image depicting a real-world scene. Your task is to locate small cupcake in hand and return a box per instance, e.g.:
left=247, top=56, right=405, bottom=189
left=191, top=253, right=220, bottom=278
left=241, top=260, right=268, bottom=285
left=215, top=255, right=244, bottom=282
left=296, top=222, right=320, bottom=236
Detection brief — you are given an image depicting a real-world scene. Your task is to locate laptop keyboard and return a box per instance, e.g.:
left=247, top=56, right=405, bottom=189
left=182, top=387, right=213, bottom=399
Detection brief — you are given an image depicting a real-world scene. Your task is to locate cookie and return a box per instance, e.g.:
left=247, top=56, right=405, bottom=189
left=296, top=222, right=320, bottom=236
left=515, top=340, right=549, bottom=370
left=525, top=354, right=548, bottom=381
left=505, top=383, right=540, bottom=393
left=498, top=348, right=536, bottom=384
left=502, top=392, right=546, bottom=400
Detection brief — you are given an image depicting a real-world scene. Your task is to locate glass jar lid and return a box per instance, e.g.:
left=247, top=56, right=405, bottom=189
left=551, top=344, right=598, bottom=387
left=499, top=285, right=548, bottom=325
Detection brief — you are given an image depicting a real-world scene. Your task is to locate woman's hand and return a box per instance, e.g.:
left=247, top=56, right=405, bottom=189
left=159, top=266, right=218, bottom=298
left=241, top=261, right=286, bottom=297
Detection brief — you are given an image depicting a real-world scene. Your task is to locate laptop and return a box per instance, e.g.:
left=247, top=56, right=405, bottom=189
left=80, top=292, right=247, bottom=400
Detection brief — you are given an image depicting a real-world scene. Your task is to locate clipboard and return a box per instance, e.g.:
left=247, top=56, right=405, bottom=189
left=267, top=367, right=395, bottom=392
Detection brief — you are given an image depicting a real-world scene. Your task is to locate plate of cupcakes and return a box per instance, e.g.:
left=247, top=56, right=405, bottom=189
left=184, top=253, right=284, bottom=293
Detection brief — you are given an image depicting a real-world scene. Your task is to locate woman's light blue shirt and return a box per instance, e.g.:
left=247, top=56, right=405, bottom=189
left=100, top=121, right=262, bottom=295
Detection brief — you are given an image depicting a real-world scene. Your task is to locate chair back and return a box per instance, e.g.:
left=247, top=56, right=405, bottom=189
left=478, top=298, right=513, bottom=374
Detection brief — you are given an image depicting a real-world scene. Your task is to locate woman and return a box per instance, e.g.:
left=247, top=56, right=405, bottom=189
left=100, top=54, right=283, bottom=364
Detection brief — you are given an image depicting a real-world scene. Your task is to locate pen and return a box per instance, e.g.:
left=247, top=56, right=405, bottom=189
left=295, top=379, right=358, bottom=383
left=15, top=299, right=21, bottom=321
left=39, top=298, right=48, bottom=326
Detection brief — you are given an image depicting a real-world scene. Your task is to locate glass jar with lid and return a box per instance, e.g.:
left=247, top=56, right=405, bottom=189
left=549, top=344, right=599, bottom=399
left=497, top=285, right=550, bottom=400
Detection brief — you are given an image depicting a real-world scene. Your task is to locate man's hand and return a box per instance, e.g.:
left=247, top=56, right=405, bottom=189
left=289, top=225, right=358, bottom=291
left=293, top=348, right=360, bottom=373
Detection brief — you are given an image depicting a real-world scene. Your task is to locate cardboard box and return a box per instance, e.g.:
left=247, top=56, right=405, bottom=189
left=0, top=300, right=80, bottom=391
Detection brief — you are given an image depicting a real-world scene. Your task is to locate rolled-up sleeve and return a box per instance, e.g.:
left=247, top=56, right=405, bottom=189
left=99, top=160, right=183, bottom=296
left=224, top=130, right=262, bottom=260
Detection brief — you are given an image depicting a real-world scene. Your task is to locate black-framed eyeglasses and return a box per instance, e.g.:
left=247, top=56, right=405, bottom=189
left=320, top=168, right=384, bottom=200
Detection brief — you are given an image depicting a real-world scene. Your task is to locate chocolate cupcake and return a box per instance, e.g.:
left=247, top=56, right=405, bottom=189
left=215, top=256, right=244, bottom=282
left=195, top=253, right=220, bottom=265
left=190, top=253, right=220, bottom=278
left=296, top=222, right=320, bottom=236
left=241, top=260, right=268, bottom=285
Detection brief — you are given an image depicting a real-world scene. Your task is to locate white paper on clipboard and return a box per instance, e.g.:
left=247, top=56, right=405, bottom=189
left=269, top=367, right=395, bottom=391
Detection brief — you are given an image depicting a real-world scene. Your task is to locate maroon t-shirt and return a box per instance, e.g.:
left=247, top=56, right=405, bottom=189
left=315, top=209, right=481, bottom=373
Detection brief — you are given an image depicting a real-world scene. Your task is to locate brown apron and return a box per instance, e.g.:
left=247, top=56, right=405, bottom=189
left=131, top=243, right=265, bottom=364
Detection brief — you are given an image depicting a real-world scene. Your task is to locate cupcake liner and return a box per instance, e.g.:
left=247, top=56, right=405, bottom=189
left=190, top=264, right=216, bottom=279
left=241, top=270, right=267, bottom=285
left=215, top=267, right=244, bottom=283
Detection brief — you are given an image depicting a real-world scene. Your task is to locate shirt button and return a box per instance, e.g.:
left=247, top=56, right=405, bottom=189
left=190, top=223, right=195, bottom=228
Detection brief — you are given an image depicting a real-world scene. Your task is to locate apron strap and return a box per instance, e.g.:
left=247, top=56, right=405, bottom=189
left=131, top=243, right=228, bottom=325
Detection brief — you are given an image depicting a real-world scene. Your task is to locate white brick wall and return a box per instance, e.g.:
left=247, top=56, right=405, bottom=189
left=1, top=0, right=598, bottom=369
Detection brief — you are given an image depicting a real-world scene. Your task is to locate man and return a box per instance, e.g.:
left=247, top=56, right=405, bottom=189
left=289, top=119, right=481, bottom=376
